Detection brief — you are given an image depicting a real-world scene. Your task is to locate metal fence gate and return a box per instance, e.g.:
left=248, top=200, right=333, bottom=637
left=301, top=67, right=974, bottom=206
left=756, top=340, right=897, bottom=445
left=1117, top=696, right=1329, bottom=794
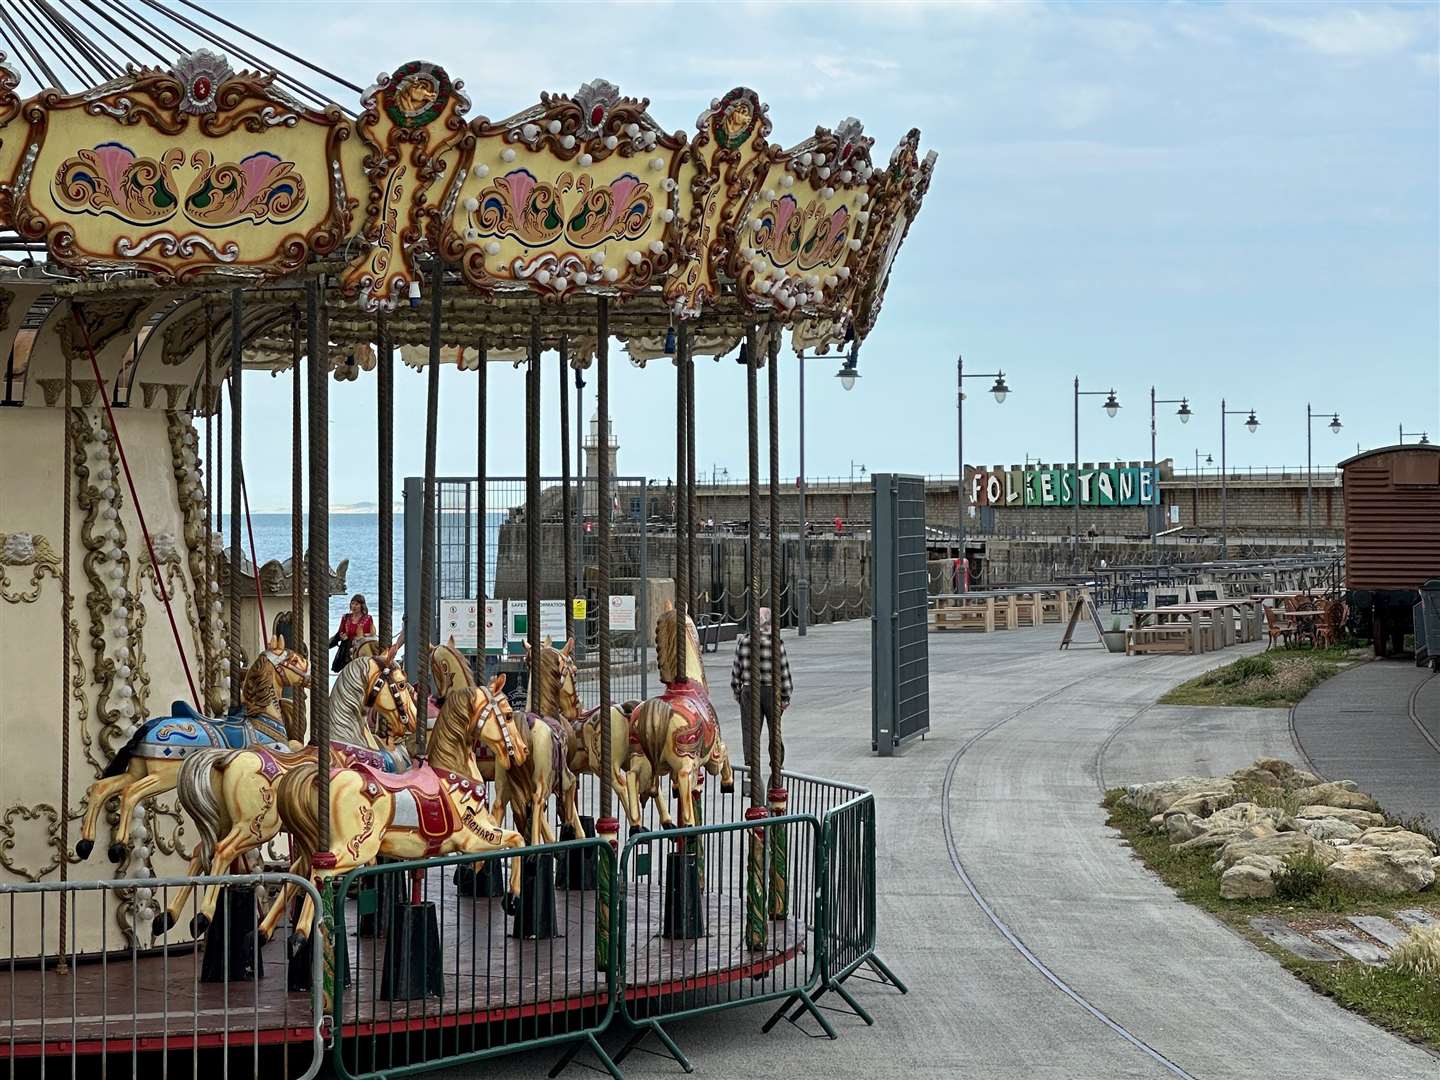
left=404, top=475, right=653, bottom=708
left=871, top=473, right=930, bottom=755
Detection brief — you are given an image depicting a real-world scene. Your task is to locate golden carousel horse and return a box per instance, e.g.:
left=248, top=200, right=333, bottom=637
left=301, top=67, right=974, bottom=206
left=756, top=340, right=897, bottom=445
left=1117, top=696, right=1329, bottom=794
left=75, top=637, right=310, bottom=864
left=631, top=608, right=735, bottom=829
left=276, top=679, right=528, bottom=946
left=163, top=646, right=416, bottom=936
left=488, top=641, right=588, bottom=848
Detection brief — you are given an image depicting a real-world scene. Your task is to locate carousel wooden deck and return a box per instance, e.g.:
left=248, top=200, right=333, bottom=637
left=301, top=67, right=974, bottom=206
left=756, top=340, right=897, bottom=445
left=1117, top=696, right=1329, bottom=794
left=3, top=880, right=808, bottom=1060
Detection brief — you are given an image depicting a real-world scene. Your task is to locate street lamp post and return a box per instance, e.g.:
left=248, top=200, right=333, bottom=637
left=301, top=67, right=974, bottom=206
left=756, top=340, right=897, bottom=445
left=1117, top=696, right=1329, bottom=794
left=1195, top=449, right=1212, bottom=474
left=1073, top=378, right=1122, bottom=572
left=1305, top=404, right=1342, bottom=550
left=1149, top=387, right=1191, bottom=548
left=1219, top=399, right=1260, bottom=558
left=956, top=355, right=1010, bottom=589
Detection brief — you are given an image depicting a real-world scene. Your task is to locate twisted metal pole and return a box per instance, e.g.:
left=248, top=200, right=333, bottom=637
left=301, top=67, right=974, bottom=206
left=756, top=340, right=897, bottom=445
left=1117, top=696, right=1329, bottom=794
left=559, top=335, right=574, bottom=644
left=306, top=278, right=330, bottom=848
left=595, top=297, right=616, bottom=970
left=476, top=334, right=488, bottom=631
left=766, top=324, right=788, bottom=918
left=202, top=304, right=215, bottom=708
left=417, top=260, right=442, bottom=754
left=526, top=315, right=542, bottom=697
left=290, top=308, right=304, bottom=658
left=744, top=323, right=767, bottom=951
left=377, top=310, right=393, bottom=646
left=57, top=334, right=73, bottom=971
left=674, top=325, right=688, bottom=680
left=686, top=331, right=698, bottom=622
left=228, top=289, right=243, bottom=711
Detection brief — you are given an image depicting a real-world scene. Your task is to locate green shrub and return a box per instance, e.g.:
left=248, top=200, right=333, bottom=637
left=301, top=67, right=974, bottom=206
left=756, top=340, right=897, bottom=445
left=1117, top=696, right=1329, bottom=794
left=1274, top=853, right=1328, bottom=901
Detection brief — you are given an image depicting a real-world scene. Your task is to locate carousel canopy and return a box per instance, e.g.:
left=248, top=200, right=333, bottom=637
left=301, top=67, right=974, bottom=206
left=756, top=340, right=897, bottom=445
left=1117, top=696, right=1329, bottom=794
left=0, top=4, right=934, bottom=408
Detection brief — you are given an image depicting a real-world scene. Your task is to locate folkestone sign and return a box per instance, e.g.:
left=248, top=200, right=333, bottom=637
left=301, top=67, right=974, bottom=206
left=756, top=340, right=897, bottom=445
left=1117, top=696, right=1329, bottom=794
left=965, top=465, right=1161, bottom=508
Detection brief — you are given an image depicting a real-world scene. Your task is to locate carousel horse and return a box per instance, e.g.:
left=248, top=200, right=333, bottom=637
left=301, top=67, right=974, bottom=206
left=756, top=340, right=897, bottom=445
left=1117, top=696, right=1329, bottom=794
left=538, top=638, right=645, bottom=830
left=630, top=607, right=735, bottom=829
left=430, top=637, right=503, bottom=782
left=352, top=634, right=382, bottom=659
left=276, top=680, right=528, bottom=946
left=163, top=647, right=416, bottom=936
left=489, top=642, right=588, bottom=848
left=75, top=636, right=310, bottom=864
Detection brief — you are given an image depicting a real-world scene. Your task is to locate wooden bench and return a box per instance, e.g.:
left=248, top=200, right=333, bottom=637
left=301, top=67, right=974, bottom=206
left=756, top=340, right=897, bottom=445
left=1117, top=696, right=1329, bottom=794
left=1126, top=624, right=1196, bottom=655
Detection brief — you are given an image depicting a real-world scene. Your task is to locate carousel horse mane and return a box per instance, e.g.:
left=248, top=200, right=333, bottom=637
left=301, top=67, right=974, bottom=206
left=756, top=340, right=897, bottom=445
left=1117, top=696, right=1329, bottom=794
left=328, top=654, right=382, bottom=747
left=654, top=609, right=707, bottom=689
left=241, top=653, right=280, bottom=716
left=528, top=644, right=564, bottom=717
left=427, top=686, right=481, bottom=776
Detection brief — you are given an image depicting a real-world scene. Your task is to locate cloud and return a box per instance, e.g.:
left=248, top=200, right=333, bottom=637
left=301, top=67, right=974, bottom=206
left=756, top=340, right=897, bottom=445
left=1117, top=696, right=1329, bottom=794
left=1246, top=5, right=1432, bottom=60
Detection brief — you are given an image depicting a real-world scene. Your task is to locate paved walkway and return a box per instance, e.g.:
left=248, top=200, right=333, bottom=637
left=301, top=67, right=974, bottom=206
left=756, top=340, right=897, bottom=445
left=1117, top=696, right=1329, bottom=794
left=463, top=622, right=1436, bottom=1079
left=1292, top=660, right=1440, bottom=825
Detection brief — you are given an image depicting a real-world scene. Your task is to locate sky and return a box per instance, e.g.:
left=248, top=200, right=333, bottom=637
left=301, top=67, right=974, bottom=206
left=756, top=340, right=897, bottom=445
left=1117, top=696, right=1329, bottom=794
left=151, top=2, right=1440, bottom=508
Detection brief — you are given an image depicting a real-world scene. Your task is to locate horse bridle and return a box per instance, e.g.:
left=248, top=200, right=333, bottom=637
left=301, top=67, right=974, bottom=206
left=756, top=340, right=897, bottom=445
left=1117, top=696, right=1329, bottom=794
left=477, top=686, right=520, bottom=767
left=264, top=648, right=309, bottom=682
left=364, top=659, right=415, bottom=733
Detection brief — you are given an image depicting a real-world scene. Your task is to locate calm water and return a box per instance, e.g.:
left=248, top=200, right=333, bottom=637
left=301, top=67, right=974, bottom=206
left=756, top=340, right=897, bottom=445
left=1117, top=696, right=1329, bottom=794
left=222, top=511, right=509, bottom=637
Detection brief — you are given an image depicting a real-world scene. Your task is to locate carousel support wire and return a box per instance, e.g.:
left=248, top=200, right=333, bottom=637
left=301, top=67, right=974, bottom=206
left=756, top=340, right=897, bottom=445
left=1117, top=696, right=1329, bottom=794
left=417, top=260, right=443, bottom=753
left=229, top=288, right=243, bottom=710
left=73, top=304, right=199, bottom=705
left=377, top=309, right=392, bottom=647
left=306, top=277, right=331, bottom=848
left=51, top=0, right=142, bottom=71
left=290, top=308, right=304, bottom=663
left=475, top=334, right=487, bottom=615
left=674, top=324, right=687, bottom=680
left=57, top=335, right=73, bottom=973
left=34, top=0, right=119, bottom=81
left=525, top=315, right=542, bottom=694
left=559, top=336, right=573, bottom=645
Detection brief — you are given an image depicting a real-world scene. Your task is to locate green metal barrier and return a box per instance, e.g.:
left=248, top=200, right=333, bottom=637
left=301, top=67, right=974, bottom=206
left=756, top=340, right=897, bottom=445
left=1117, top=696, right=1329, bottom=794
left=329, top=838, right=619, bottom=1080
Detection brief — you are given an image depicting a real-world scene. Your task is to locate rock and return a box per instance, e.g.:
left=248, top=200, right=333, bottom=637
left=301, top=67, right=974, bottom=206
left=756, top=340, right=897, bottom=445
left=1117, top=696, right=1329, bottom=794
left=1165, top=789, right=1241, bottom=818
left=1295, top=781, right=1380, bottom=812
left=1295, top=805, right=1386, bottom=829
left=1231, top=765, right=1284, bottom=789
left=1215, top=832, right=1339, bottom=871
left=1125, top=777, right=1236, bottom=816
left=1164, top=812, right=1207, bottom=843
left=1220, top=855, right=1288, bottom=899
left=1231, top=758, right=1302, bottom=790
left=1207, top=802, right=1294, bottom=832
left=1177, top=821, right=1278, bottom=853
left=1326, top=848, right=1436, bottom=896
left=1292, top=770, right=1324, bottom=788
left=1149, top=813, right=1165, bottom=828
left=1298, top=817, right=1363, bottom=842
left=1354, top=827, right=1438, bottom=857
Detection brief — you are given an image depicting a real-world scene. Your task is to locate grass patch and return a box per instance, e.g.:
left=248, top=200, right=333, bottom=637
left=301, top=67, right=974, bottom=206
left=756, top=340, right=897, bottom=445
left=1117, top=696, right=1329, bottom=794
left=1158, top=646, right=1359, bottom=708
left=1104, top=789, right=1440, bottom=1048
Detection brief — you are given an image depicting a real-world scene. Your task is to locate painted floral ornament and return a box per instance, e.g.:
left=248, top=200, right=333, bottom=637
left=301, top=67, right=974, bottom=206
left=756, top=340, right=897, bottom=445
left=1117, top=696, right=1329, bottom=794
left=173, top=48, right=232, bottom=116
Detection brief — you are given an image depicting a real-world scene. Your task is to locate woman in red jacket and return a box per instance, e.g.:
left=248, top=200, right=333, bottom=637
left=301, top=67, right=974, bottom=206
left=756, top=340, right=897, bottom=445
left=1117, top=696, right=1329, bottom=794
left=329, top=593, right=374, bottom=672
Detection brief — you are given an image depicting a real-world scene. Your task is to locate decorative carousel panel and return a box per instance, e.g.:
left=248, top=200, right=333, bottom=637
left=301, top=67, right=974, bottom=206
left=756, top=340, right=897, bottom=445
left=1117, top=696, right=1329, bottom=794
left=0, top=57, right=23, bottom=229
left=664, top=87, right=773, bottom=319
left=341, top=61, right=472, bottom=311
left=13, top=50, right=353, bottom=282
left=731, top=117, right=876, bottom=325
left=851, top=128, right=936, bottom=341
left=439, top=80, right=686, bottom=302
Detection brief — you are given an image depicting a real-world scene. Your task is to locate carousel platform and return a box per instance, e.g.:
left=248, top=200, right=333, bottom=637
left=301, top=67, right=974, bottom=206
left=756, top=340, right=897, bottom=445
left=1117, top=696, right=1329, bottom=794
left=3, top=881, right=807, bottom=1061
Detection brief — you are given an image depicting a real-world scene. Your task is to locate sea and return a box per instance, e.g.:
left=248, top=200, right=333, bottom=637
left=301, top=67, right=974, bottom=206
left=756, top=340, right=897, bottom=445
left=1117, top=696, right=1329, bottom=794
left=221, top=512, right=502, bottom=637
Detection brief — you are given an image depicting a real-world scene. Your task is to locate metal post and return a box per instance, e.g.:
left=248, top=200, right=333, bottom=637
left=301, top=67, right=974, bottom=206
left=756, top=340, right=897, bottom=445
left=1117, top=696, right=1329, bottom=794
left=743, top=322, right=767, bottom=952
left=1150, top=385, right=1157, bottom=548
left=377, top=311, right=393, bottom=646
left=574, top=366, right=585, bottom=608
left=797, top=351, right=808, bottom=635
left=674, top=326, right=688, bottom=680
left=525, top=316, right=541, bottom=696
left=1220, top=396, right=1228, bottom=559
left=229, top=289, right=243, bottom=710
left=306, top=277, right=330, bottom=847
left=476, top=335, right=487, bottom=613
left=1073, top=376, right=1080, bottom=572
left=595, top=296, right=616, bottom=970
left=559, top=337, right=574, bottom=644
left=957, top=354, right=965, bottom=589
left=1305, top=403, right=1315, bottom=552
left=417, top=259, right=443, bottom=754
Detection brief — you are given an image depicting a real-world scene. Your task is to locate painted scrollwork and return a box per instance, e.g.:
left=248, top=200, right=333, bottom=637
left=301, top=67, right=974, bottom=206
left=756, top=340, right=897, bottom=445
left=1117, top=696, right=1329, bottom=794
left=0, top=531, right=61, bottom=603
left=0, top=804, right=64, bottom=882
left=15, top=51, right=353, bottom=282
left=850, top=128, right=936, bottom=341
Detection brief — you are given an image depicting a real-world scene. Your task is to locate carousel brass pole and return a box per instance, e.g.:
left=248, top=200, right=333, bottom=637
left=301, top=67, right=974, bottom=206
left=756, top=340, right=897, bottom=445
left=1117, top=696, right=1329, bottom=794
left=229, top=288, right=243, bottom=712
left=595, top=297, right=616, bottom=972
left=767, top=324, right=788, bottom=918
left=417, top=260, right=443, bottom=755
left=674, top=325, right=687, bottom=681
left=57, top=329, right=73, bottom=972
left=744, top=323, right=767, bottom=951
left=525, top=315, right=542, bottom=698
left=306, top=277, right=330, bottom=832
left=476, top=334, right=488, bottom=645
left=203, top=304, right=215, bottom=710
left=289, top=307, right=305, bottom=730
left=686, top=336, right=698, bottom=620
left=377, top=309, right=393, bottom=647
left=559, top=335, right=574, bottom=644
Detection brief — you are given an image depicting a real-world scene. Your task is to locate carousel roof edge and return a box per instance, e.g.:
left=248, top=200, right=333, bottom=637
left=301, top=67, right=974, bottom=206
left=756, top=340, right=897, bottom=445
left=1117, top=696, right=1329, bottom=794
left=0, top=52, right=935, bottom=353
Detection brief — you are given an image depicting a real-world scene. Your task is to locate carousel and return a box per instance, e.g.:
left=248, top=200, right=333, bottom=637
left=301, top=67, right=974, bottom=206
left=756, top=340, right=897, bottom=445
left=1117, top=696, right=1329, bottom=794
left=0, top=6, right=928, bottom=1077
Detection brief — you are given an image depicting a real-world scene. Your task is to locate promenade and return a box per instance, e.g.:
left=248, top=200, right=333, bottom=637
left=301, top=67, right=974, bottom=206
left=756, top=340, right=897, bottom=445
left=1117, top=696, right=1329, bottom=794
left=469, top=621, right=1437, bottom=1079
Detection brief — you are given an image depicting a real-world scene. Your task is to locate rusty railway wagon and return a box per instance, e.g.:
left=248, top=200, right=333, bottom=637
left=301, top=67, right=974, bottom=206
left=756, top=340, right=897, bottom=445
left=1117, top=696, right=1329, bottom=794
left=1339, top=444, right=1440, bottom=655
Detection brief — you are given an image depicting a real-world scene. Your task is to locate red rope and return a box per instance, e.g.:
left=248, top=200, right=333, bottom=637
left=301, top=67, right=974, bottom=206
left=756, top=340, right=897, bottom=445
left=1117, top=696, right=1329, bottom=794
left=76, top=311, right=201, bottom=705
left=239, top=466, right=269, bottom=646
